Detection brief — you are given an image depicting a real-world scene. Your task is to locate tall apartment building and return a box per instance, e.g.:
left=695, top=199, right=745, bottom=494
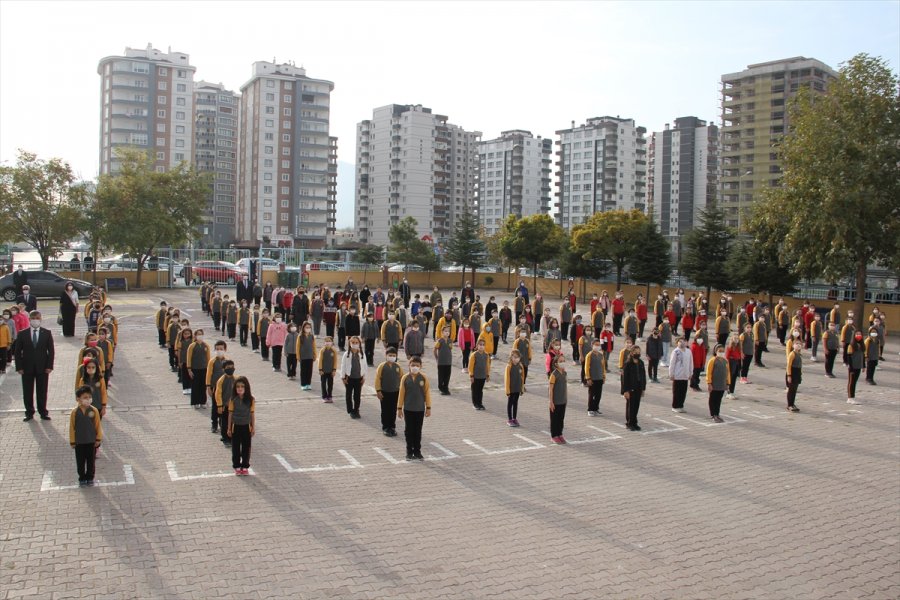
left=355, top=104, right=480, bottom=246
left=555, top=116, right=647, bottom=229
left=193, top=81, right=239, bottom=246
left=720, top=56, right=837, bottom=228
left=648, top=117, right=719, bottom=261
left=237, top=61, right=336, bottom=248
left=97, top=44, right=196, bottom=175
left=477, top=130, right=552, bottom=236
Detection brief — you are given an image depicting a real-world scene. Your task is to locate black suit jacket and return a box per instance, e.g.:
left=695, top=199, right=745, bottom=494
left=236, top=280, right=253, bottom=303
left=15, top=294, right=38, bottom=312
left=14, top=327, right=55, bottom=374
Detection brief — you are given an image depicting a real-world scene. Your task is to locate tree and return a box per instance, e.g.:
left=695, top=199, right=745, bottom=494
left=628, top=219, right=672, bottom=297
left=443, top=210, right=487, bottom=287
left=756, top=53, right=900, bottom=321
left=354, top=244, right=384, bottom=284
left=96, top=148, right=209, bottom=287
left=726, top=240, right=799, bottom=307
left=499, top=214, right=567, bottom=295
left=387, top=217, right=439, bottom=271
left=571, top=209, right=648, bottom=289
left=0, top=150, right=87, bottom=269
left=76, top=183, right=105, bottom=283
left=560, top=225, right=611, bottom=302
left=680, top=204, right=734, bottom=297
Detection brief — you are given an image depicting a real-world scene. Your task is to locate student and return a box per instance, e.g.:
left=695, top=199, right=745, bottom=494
left=214, top=360, right=236, bottom=446
left=548, top=355, right=569, bottom=444
left=753, top=317, right=768, bottom=368
left=340, top=336, right=367, bottom=418
left=457, top=318, right=476, bottom=371
left=227, top=376, right=255, bottom=476
left=512, top=326, right=532, bottom=389
left=266, top=313, right=287, bottom=373
left=0, top=310, right=11, bottom=374
left=840, top=317, right=856, bottom=365
left=403, top=320, right=425, bottom=360
left=725, top=335, right=742, bottom=400
left=75, top=359, right=107, bottom=418
left=311, top=293, right=324, bottom=336
left=375, top=347, right=403, bottom=436
left=205, top=341, right=228, bottom=433
left=256, top=309, right=272, bottom=362
left=616, top=339, right=634, bottom=374
left=318, top=336, right=338, bottom=403
left=499, top=301, right=513, bottom=344
left=176, top=328, right=194, bottom=396
left=505, top=350, right=526, bottom=427
left=584, top=338, right=606, bottom=417
left=658, top=320, right=672, bottom=367
left=543, top=318, right=562, bottom=354
left=715, top=309, right=731, bottom=347
left=599, top=322, right=615, bottom=365
left=611, top=292, right=625, bottom=336
left=167, top=312, right=182, bottom=372
left=397, top=357, right=431, bottom=460
left=96, top=327, right=115, bottom=386
left=487, top=311, right=502, bottom=358
left=822, top=321, right=839, bottom=378
left=846, top=332, right=864, bottom=405
left=284, top=322, right=299, bottom=380
left=433, top=327, right=454, bottom=395
left=186, top=329, right=210, bottom=408
left=361, top=313, right=379, bottom=366
left=636, top=295, right=649, bottom=340
left=477, top=322, right=495, bottom=358
left=296, top=322, right=317, bottom=391
left=69, top=386, right=103, bottom=486
left=681, top=310, right=694, bottom=343
left=785, top=343, right=803, bottom=413
left=336, top=302, right=348, bottom=351
left=155, top=301, right=168, bottom=347
left=237, top=300, right=251, bottom=347
left=468, top=339, right=491, bottom=411
left=668, top=337, right=693, bottom=413
left=577, top=325, right=594, bottom=385
left=706, top=344, right=730, bottom=422
left=250, top=305, right=261, bottom=353
left=225, top=300, right=238, bottom=340
left=621, top=346, right=647, bottom=431
left=737, top=324, right=754, bottom=384
left=689, top=335, right=705, bottom=391
left=623, top=309, right=638, bottom=344
left=864, top=329, right=880, bottom=385
left=559, top=301, right=573, bottom=342
left=545, top=339, right=563, bottom=378
left=435, top=309, right=457, bottom=343
left=211, top=292, right=223, bottom=332
left=645, top=328, right=663, bottom=384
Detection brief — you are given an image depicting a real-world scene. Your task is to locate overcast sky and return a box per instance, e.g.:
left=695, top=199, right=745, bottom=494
left=1, top=0, right=897, bottom=227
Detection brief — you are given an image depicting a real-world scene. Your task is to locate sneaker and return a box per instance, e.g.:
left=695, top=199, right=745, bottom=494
left=182, top=389, right=191, bottom=395
left=406, top=453, right=414, bottom=460
left=511, top=419, right=520, bottom=427
left=632, top=424, right=642, bottom=431
left=507, top=420, right=516, bottom=427
left=725, top=393, right=733, bottom=400
left=587, top=410, right=598, bottom=417
left=557, top=436, right=567, bottom=444
left=712, top=416, right=725, bottom=423
left=672, top=407, right=685, bottom=413
left=388, top=429, right=397, bottom=437
left=740, top=377, right=748, bottom=384
left=847, top=398, right=861, bottom=405
left=322, top=398, right=332, bottom=403
left=551, top=436, right=562, bottom=444
left=787, top=405, right=799, bottom=412
left=351, top=411, right=361, bottom=419
left=234, top=469, right=242, bottom=476
left=413, top=452, right=424, bottom=460
left=478, top=406, right=486, bottom=411
left=211, top=426, right=218, bottom=434
left=240, top=468, right=250, bottom=476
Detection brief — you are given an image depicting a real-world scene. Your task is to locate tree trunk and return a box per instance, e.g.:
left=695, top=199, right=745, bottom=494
left=460, top=269, right=466, bottom=290
left=506, top=266, right=512, bottom=292
left=39, top=248, right=49, bottom=270
left=363, top=265, right=368, bottom=287
left=615, top=264, right=623, bottom=290
left=136, top=262, right=144, bottom=288
left=854, top=259, right=867, bottom=330
left=532, top=262, right=538, bottom=296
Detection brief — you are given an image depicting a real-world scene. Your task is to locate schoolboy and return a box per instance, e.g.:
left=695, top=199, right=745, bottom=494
left=375, top=347, right=403, bottom=436
left=69, top=386, right=102, bottom=486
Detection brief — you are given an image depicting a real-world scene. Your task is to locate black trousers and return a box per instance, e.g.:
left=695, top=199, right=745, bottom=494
left=754, top=344, right=765, bottom=366
left=690, top=367, right=702, bottom=389
left=271, top=346, right=283, bottom=370
left=286, top=354, right=297, bottom=378
left=21, top=372, right=49, bottom=417
left=786, top=381, right=800, bottom=407
left=168, top=345, right=177, bottom=368
left=777, top=325, right=787, bottom=345
left=227, top=323, right=236, bottom=339
left=212, top=312, right=221, bottom=330
left=672, top=379, right=688, bottom=409
left=613, top=313, right=623, bottom=334
left=157, top=328, right=166, bottom=346
left=219, top=408, right=229, bottom=442
left=251, top=332, right=259, bottom=351
left=462, top=349, right=471, bottom=369
left=471, top=378, right=486, bottom=408
left=492, top=334, right=500, bottom=356
left=824, top=349, right=837, bottom=375
left=300, top=359, right=314, bottom=386
left=191, top=369, right=207, bottom=406
left=740, top=355, right=752, bottom=378
left=625, top=391, right=642, bottom=427
left=0, top=347, right=7, bottom=372
left=380, top=390, right=398, bottom=431
left=364, top=339, right=376, bottom=365
left=437, top=364, right=452, bottom=392
left=501, top=321, right=510, bottom=342
left=588, top=381, right=604, bottom=412
left=231, top=424, right=251, bottom=469
left=404, top=410, right=425, bottom=455
left=260, top=337, right=269, bottom=360
left=75, top=443, right=96, bottom=481
left=211, top=398, right=220, bottom=427
left=549, top=402, right=567, bottom=437
left=865, top=360, right=878, bottom=382
left=848, top=368, right=861, bottom=398
left=337, top=327, right=346, bottom=351
left=507, top=392, right=520, bottom=420
left=345, top=377, right=362, bottom=413
left=639, top=319, right=647, bottom=339
left=728, top=359, right=740, bottom=393
left=648, top=358, right=659, bottom=380
left=326, top=322, right=335, bottom=338
left=709, top=389, right=725, bottom=416
left=321, top=373, right=333, bottom=399
left=561, top=322, right=570, bottom=341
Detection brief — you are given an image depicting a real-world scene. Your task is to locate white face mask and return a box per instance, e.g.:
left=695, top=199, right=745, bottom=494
left=592, top=345, right=602, bottom=353
left=716, top=352, right=724, bottom=358
left=410, top=366, right=420, bottom=374
left=350, top=343, right=360, bottom=350
left=519, top=332, right=527, bottom=338
left=216, top=350, right=225, bottom=357
left=275, top=317, right=282, bottom=323
left=792, top=331, right=800, bottom=338
left=325, top=341, right=333, bottom=346
left=386, top=355, right=396, bottom=363
left=388, top=315, right=395, bottom=321
left=195, top=335, right=204, bottom=342
left=31, top=320, right=41, bottom=329
left=870, top=332, right=878, bottom=338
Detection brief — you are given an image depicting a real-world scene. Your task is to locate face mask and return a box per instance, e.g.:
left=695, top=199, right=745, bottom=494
left=717, top=352, right=725, bottom=358
left=792, top=332, right=800, bottom=338
left=104, top=317, right=112, bottom=322
left=350, top=343, right=360, bottom=350
left=31, top=320, right=41, bottom=329
left=275, top=318, right=282, bottom=323
left=216, top=350, right=225, bottom=357
left=224, top=368, right=235, bottom=375
left=870, top=332, right=878, bottom=338
left=592, top=345, right=602, bottom=352
left=325, top=341, right=333, bottom=346
left=388, top=315, right=395, bottom=321
left=80, top=397, right=92, bottom=407
left=557, top=363, right=566, bottom=370
left=87, top=340, right=97, bottom=347
left=410, top=366, right=420, bottom=374
left=386, top=355, right=396, bottom=363
left=289, top=327, right=297, bottom=333
left=195, top=335, right=204, bottom=342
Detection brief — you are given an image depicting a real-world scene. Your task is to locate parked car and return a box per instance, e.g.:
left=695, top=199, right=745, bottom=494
left=97, top=255, right=184, bottom=277
left=0, top=270, right=94, bottom=301
left=235, top=257, right=279, bottom=272
left=190, top=261, right=247, bottom=284
left=387, top=264, right=425, bottom=273
left=306, top=262, right=343, bottom=271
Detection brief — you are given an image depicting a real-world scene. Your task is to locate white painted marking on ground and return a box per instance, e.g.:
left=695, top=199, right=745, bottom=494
left=273, top=450, right=363, bottom=473
left=166, top=461, right=255, bottom=481
left=733, top=406, right=774, bottom=419
left=40, top=465, right=135, bottom=491
left=463, top=433, right=545, bottom=455
left=426, top=442, right=459, bottom=461
left=373, top=447, right=403, bottom=464
left=541, top=426, right=621, bottom=444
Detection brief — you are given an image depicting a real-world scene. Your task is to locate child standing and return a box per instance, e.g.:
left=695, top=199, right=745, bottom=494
left=214, top=360, right=236, bottom=446
left=284, top=322, right=299, bottom=380
left=725, top=335, right=742, bottom=400
left=205, top=341, right=228, bottom=433
left=176, top=328, right=194, bottom=395
left=75, top=359, right=107, bottom=418
left=340, top=336, right=367, bottom=418
left=457, top=319, right=476, bottom=371
left=256, top=309, right=271, bottom=362
left=433, top=327, right=454, bottom=395
left=318, top=336, right=338, bottom=403
left=266, top=314, right=288, bottom=373
left=705, top=344, right=730, bottom=422
left=237, top=300, right=251, bottom=347
left=186, top=329, right=210, bottom=407
left=584, top=339, right=606, bottom=416
left=250, top=305, right=261, bottom=353
left=548, top=355, right=569, bottom=444
left=546, top=339, right=563, bottom=378
left=296, top=323, right=317, bottom=391
left=505, top=350, right=525, bottom=427
left=477, top=322, right=495, bottom=358
left=227, top=376, right=255, bottom=476
left=361, top=313, right=379, bottom=366
left=513, top=327, right=532, bottom=389
left=785, top=343, right=803, bottom=413
left=375, top=346, right=402, bottom=436
left=468, top=339, right=491, bottom=411
left=226, top=300, right=238, bottom=340
left=689, top=335, right=705, bottom=391
left=70, top=386, right=103, bottom=485
left=397, top=357, right=432, bottom=460
left=155, top=301, right=168, bottom=347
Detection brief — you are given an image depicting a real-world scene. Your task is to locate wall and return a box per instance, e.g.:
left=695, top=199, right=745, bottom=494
left=56, top=270, right=166, bottom=290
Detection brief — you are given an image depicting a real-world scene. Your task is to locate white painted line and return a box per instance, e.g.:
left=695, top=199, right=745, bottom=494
left=542, top=426, right=621, bottom=444
left=463, top=433, right=544, bottom=455
left=166, top=461, right=255, bottom=481
left=732, top=407, right=774, bottom=419
left=670, top=413, right=718, bottom=427
left=426, top=442, right=459, bottom=461
left=639, top=418, right=688, bottom=435
left=273, top=450, right=363, bottom=473
left=373, top=447, right=404, bottom=464
left=41, top=465, right=135, bottom=491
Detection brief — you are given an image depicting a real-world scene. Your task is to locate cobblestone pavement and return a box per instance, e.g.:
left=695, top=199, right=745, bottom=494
left=1, top=289, right=898, bottom=599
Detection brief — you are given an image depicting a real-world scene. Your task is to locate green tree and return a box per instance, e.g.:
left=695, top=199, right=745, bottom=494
left=96, top=148, right=209, bottom=287
left=726, top=240, right=799, bottom=307
left=387, top=217, right=439, bottom=271
left=756, top=53, right=900, bottom=321
left=443, top=210, right=487, bottom=287
left=571, top=209, right=648, bottom=289
left=679, top=204, right=734, bottom=297
left=0, top=150, right=87, bottom=269
left=499, top=214, right=566, bottom=295
left=561, top=225, right=610, bottom=302
left=628, top=218, right=672, bottom=297
left=76, top=183, right=105, bottom=283
left=353, top=244, right=384, bottom=284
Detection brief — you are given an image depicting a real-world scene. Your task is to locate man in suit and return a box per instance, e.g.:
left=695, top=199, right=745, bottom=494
left=235, top=276, right=253, bottom=305
left=15, top=310, right=55, bottom=421
left=15, top=285, right=38, bottom=312
left=12, top=265, right=28, bottom=293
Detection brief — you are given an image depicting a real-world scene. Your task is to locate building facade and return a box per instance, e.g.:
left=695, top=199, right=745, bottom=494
left=193, top=81, right=239, bottom=246
left=554, top=116, right=647, bottom=229
left=720, top=56, right=837, bottom=229
left=97, top=44, right=196, bottom=175
left=354, top=104, right=480, bottom=246
left=648, top=117, right=719, bottom=261
left=477, top=130, right=552, bottom=236
left=237, top=61, right=335, bottom=248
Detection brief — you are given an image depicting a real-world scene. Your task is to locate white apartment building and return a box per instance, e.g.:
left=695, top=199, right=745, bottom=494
left=237, top=61, right=336, bottom=248
left=648, top=117, right=719, bottom=261
left=477, top=130, right=552, bottom=236
left=355, top=104, right=480, bottom=246
left=97, top=44, right=196, bottom=175
left=554, top=116, right=647, bottom=229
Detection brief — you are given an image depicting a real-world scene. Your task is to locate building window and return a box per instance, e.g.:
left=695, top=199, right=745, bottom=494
left=283, top=95, right=292, bottom=103
left=158, top=81, right=167, bottom=90
left=158, top=96, right=167, bottom=105
left=264, top=159, right=273, bottom=167
left=175, top=125, right=185, bottom=134
left=265, top=106, right=274, bottom=114
left=175, top=152, right=184, bottom=161
left=283, top=120, right=291, bottom=129
left=264, top=173, right=273, bottom=181
left=156, top=137, right=165, bottom=146
left=157, top=109, right=166, bottom=118
left=176, top=97, right=186, bottom=106
left=266, top=80, right=275, bottom=88
left=156, top=152, right=165, bottom=160
left=177, top=69, right=186, bottom=78
left=281, top=187, right=290, bottom=195
left=176, top=83, right=186, bottom=92
left=266, top=93, right=275, bottom=101
left=281, top=173, right=290, bottom=181
left=265, top=133, right=274, bottom=141
left=281, top=160, right=290, bottom=169
left=156, top=123, right=166, bottom=132
left=176, top=111, right=185, bottom=120
left=282, top=133, right=291, bottom=142
left=158, top=67, right=168, bottom=76
left=265, top=119, right=274, bottom=127
left=283, top=108, right=291, bottom=116
left=175, top=139, right=185, bottom=148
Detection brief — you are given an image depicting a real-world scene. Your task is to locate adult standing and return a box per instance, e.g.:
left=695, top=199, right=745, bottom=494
left=15, top=310, right=55, bottom=421
left=345, top=277, right=358, bottom=294
left=236, top=276, right=253, bottom=305
left=13, top=265, right=28, bottom=294
left=58, top=282, right=80, bottom=337
left=621, top=345, right=647, bottom=431
left=16, top=284, right=38, bottom=312
left=461, top=281, right=475, bottom=305
left=398, top=278, right=411, bottom=309
left=515, top=280, right=529, bottom=305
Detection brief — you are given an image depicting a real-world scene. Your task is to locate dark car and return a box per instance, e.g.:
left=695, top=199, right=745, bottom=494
left=0, top=270, right=94, bottom=302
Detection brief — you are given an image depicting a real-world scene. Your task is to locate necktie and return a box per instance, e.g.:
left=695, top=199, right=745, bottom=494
left=33, top=330, right=38, bottom=346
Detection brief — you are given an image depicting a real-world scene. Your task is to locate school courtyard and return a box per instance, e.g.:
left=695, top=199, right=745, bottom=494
left=1, top=288, right=898, bottom=599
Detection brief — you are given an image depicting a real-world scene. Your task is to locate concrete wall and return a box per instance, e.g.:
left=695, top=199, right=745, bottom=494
left=56, top=270, right=167, bottom=290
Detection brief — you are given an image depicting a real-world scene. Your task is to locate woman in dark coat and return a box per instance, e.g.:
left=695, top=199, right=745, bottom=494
left=59, top=281, right=80, bottom=337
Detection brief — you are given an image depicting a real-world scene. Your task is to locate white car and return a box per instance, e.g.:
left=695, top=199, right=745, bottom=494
left=387, top=264, right=424, bottom=272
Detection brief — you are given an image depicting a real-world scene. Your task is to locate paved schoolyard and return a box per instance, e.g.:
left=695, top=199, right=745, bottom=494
left=1, top=288, right=898, bottom=599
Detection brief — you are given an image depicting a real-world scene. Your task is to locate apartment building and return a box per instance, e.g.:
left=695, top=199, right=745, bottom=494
left=354, top=104, right=480, bottom=246
left=97, top=44, right=196, bottom=175
left=237, top=61, right=336, bottom=248
left=477, top=130, right=552, bottom=236
left=555, top=116, right=647, bottom=229
left=720, top=56, right=837, bottom=229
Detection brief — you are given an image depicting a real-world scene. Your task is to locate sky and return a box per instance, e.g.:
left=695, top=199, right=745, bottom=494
left=1, top=0, right=898, bottom=228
